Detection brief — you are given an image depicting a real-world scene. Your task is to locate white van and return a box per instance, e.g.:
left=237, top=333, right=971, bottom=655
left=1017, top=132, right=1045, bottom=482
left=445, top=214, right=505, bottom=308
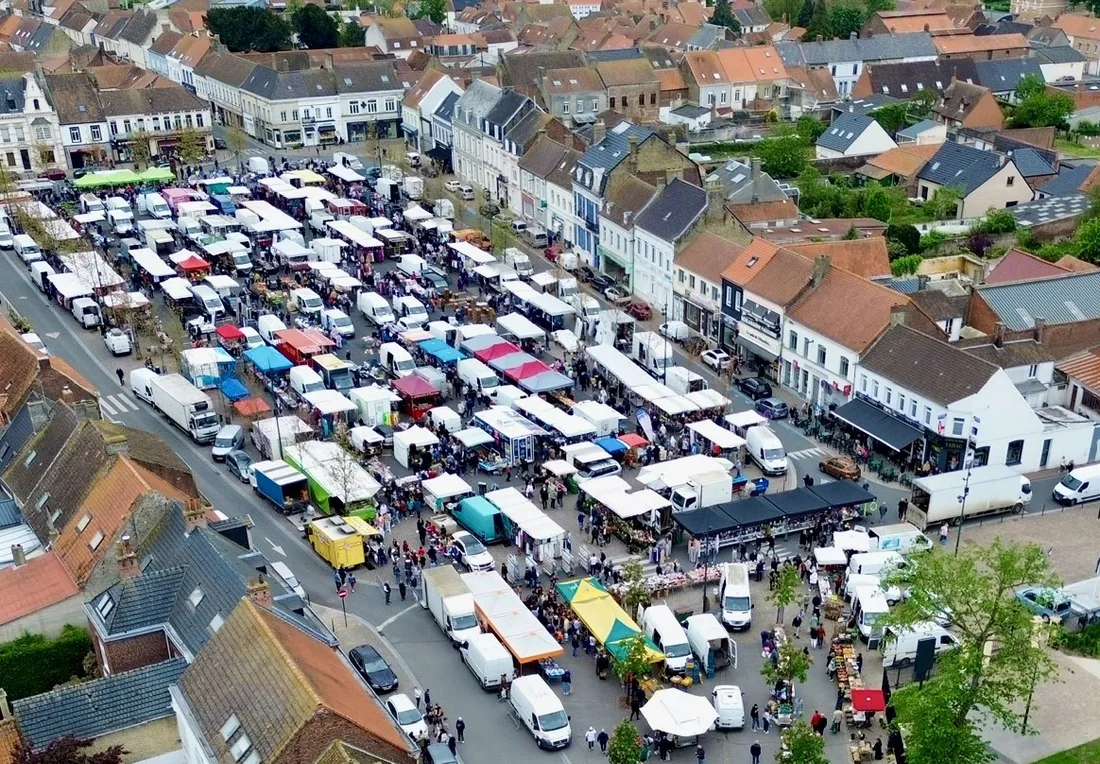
left=257, top=314, right=287, bottom=344
left=379, top=342, right=416, bottom=378
left=843, top=573, right=903, bottom=606
left=290, top=365, right=325, bottom=398
left=509, top=675, right=571, bottom=750
left=685, top=613, right=737, bottom=673
left=1053, top=464, right=1100, bottom=506
left=142, top=192, right=171, bottom=219
left=854, top=585, right=890, bottom=642
left=358, top=292, right=395, bottom=325
left=882, top=622, right=958, bottom=668
left=862, top=523, right=931, bottom=554
left=711, top=685, right=745, bottom=730
left=641, top=604, right=692, bottom=674
left=848, top=551, right=905, bottom=578
left=79, top=193, right=104, bottom=214
left=269, top=560, right=307, bottom=599
left=460, top=632, right=515, bottom=690
left=392, top=295, right=428, bottom=331
left=107, top=208, right=133, bottom=235
left=129, top=367, right=158, bottom=405
left=719, top=563, right=752, bottom=631
left=746, top=426, right=787, bottom=476
left=457, top=358, right=499, bottom=396
left=247, top=156, right=271, bottom=176
left=292, top=287, right=324, bottom=317
left=30, top=261, right=55, bottom=292
left=321, top=308, right=355, bottom=338
left=189, top=284, right=225, bottom=322
left=13, top=234, right=41, bottom=264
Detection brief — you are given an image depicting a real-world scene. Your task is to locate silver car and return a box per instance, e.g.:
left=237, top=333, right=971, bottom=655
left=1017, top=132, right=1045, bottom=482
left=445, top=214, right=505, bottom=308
left=211, top=424, right=244, bottom=461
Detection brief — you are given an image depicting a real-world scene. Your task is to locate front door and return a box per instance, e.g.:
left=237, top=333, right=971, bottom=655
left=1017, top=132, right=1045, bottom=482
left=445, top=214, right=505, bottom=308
left=19, top=149, right=29, bottom=170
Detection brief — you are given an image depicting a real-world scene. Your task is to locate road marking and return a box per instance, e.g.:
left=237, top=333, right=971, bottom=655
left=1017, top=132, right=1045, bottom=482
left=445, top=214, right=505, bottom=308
left=788, top=447, right=825, bottom=461
left=117, top=392, right=140, bottom=411
left=377, top=603, right=419, bottom=631
left=99, top=396, right=118, bottom=416
left=264, top=536, right=286, bottom=556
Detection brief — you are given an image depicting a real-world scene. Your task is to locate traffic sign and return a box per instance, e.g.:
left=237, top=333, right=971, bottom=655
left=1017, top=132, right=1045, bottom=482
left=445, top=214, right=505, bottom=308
left=338, top=588, right=348, bottom=600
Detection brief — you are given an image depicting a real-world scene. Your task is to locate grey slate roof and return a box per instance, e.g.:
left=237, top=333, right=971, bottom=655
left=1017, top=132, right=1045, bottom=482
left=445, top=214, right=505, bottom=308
left=1038, top=163, right=1094, bottom=197
left=733, top=7, right=770, bottom=27
left=817, top=113, right=875, bottom=153
left=831, top=94, right=900, bottom=118
left=0, top=77, right=26, bottom=116
left=587, top=49, right=645, bottom=63
left=455, top=79, right=502, bottom=124
left=485, top=90, right=528, bottom=130
left=118, top=10, right=157, bottom=44
left=433, top=91, right=458, bottom=124
left=688, top=23, right=726, bottom=49
left=574, top=120, right=655, bottom=194
left=918, top=142, right=1002, bottom=195
left=13, top=659, right=187, bottom=749
left=193, top=51, right=257, bottom=89
left=859, top=59, right=978, bottom=99
left=977, top=270, right=1100, bottom=329
left=335, top=62, right=402, bottom=94
left=0, top=493, right=20, bottom=529
left=241, top=67, right=342, bottom=101
left=1010, top=192, right=1089, bottom=228
left=1034, top=45, right=1085, bottom=64
left=973, top=58, right=1043, bottom=93
left=706, top=159, right=787, bottom=203
left=862, top=325, right=998, bottom=405
left=673, top=105, right=710, bottom=118
left=784, top=32, right=936, bottom=67
left=635, top=178, right=706, bottom=242
left=1007, top=147, right=1055, bottom=178
left=897, top=118, right=939, bottom=139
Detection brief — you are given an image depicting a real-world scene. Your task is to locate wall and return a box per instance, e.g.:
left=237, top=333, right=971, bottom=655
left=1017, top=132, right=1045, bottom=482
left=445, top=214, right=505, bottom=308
left=272, top=711, right=410, bottom=764
left=92, top=718, right=182, bottom=764
left=0, top=593, right=84, bottom=642
left=98, top=629, right=172, bottom=675
left=782, top=321, right=857, bottom=405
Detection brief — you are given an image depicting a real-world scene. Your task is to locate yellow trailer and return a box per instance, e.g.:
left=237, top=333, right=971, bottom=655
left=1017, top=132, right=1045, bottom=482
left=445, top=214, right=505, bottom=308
left=306, top=515, right=379, bottom=569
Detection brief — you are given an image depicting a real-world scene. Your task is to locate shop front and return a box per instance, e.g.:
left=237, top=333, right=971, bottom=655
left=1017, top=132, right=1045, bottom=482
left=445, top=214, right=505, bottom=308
left=680, top=293, right=719, bottom=342
left=346, top=118, right=402, bottom=143
left=830, top=396, right=925, bottom=463
left=735, top=300, right=782, bottom=380
left=599, top=245, right=632, bottom=289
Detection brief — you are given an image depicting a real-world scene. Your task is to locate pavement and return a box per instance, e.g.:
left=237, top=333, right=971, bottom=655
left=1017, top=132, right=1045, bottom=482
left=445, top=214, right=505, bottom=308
left=2, top=152, right=1076, bottom=764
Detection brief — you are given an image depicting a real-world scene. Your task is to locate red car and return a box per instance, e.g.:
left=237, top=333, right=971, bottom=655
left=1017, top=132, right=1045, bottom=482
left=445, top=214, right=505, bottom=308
left=627, top=300, right=652, bottom=320
left=38, top=168, right=66, bottom=181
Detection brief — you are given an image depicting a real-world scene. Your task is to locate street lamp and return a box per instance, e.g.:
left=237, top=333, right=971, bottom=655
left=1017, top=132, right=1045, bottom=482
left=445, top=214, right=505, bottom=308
left=954, top=414, right=982, bottom=556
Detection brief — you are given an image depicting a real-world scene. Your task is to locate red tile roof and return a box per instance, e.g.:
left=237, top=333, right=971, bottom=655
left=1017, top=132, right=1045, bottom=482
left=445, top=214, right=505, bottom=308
left=0, top=552, right=79, bottom=626
left=985, top=248, right=1069, bottom=284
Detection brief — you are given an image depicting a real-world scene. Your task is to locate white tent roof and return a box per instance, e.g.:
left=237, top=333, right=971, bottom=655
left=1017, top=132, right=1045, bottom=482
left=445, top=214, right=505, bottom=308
left=833, top=530, right=871, bottom=553
left=302, top=389, right=357, bottom=415
left=161, top=276, right=192, bottom=300
left=462, top=572, right=562, bottom=662
left=496, top=312, right=545, bottom=341
left=453, top=427, right=493, bottom=447
left=403, top=204, right=432, bottom=221
left=329, top=164, right=365, bottom=182
left=684, top=388, right=730, bottom=410
left=101, top=291, right=149, bottom=309
left=130, top=247, right=174, bottom=278
left=687, top=420, right=745, bottom=450
left=599, top=489, right=670, bottom=520
left=449, top=240, right=495, bottom=264
left=422, top=473, right=473, bottom=501
left=725, top=410, right=767, bottom=429
left=285, top=440, right=380, bottom=501
left=561, top=441, right=612, bottom=464
left=394, top=425, right=440, bottom=450
left=814, top=547, right=849, bottom=567
left=542, top=459, right=578, bottom=476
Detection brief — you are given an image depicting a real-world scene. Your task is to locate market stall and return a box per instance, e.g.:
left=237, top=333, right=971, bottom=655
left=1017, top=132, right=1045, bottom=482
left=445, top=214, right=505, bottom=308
left=687, top=420, right=746, bottom=458
left=473, top=407, right=547, bottom=465
left=572, top=400, right=626, bottom=438
left=463, top=571, right=563, bottom=665
left=391, top=374, right=441, bottom=420
left=393, top=425, right=440, bottom=469
left=474, top=340, right=521, bottom=363
left=418, top=338, right=466, bottom=366
left=283, top=440, right=381, bottom=519
left=347, top=425, right=385, bottom=456
left=809, top=481, right=877, bottom=519
left=641, top=689, right=718, bottom=743
left=496, top=312, right=545, bottom=343
left=244, top=345, right=294, bottom=377
left=513, top=397, right=594, bottom=443
left=350, top=385, right=399, bottom=427
left=422, top=473, right=474, bottom=513
left=180, top=346, right=234, bottom=390
left=724, top=410, right=767, bottom=438
left=302, top=389, right=358, bottom=435
left=555, top=577, right=663, bottom=665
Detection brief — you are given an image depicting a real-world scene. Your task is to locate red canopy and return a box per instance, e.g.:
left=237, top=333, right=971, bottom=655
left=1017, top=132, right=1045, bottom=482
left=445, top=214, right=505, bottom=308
left=506, top=360, right=552, bottom=382
left=619, top=433, right=648, bottom=448
left=474, top=341, right=521, bottom=363
left=233, top=397, right=272, bottom=418
left=216, top=324, right=245, bottom=341
left=850, top=689, right=886, bottom=713
left=391, top=375, right=440, bottom=398
left=177, top=255, right=210, bottom=271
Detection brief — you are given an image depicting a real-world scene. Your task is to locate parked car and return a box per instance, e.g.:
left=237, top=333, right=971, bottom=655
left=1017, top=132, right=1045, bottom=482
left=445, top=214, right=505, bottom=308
left=452, top=530, right=494, bottom=572
left=20, top=332, right=46, bottom=355
left=348, top=645, right=398, bottom=693
left=736, top=377, right=772, bottom=400
left=38, top=168, right=66, bottom=181
left=103, top=327, right=132, bottom=356
left=211, top=424, right=245, bottom=462
left=576, top=266, right=595, bottom=282
left=701, top=348, right=730, bottom=371
left=386, top=693, right=428, bottom=740
left=213, top=137, right=227, bottom=150
left=445, top=180, right=461, bottom=192
left=659, top=321, right=689, bottom=341
left=754, top=397, right=789, bottom=419
left=627, top=301, right=652, bottom=320
left=420, top=269, right=448, bottom=291
left=604, top=286, right=631, bottom=305
left=1016, top=587, right=1072, bottom=623
left=819, top=455, right=861, bottom=481
left=225, top=450, right=253, bottom=482
left=591, top=272, right=615, bottom=291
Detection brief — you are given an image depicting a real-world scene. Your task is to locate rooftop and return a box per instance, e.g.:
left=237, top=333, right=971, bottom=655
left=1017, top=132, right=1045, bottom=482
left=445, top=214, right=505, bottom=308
left=986, top=247, right=1070, bottom=284
left=634, top=178, right=707, bottom=242
left=861, top=324, right=998, bottom=405
left=788, top=265, right=911, bottom=353
left=976, top=270, right=1100, bottom=330
left=816, top=112, right=877, bottom=153
left=918, top=141, right=1004, bottom=195
left=0, top=552, right=78, bottom=627
left=677, top=231, right=744, bottom=285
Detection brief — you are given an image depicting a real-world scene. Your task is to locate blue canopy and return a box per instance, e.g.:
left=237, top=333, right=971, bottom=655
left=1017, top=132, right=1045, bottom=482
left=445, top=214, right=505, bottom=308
left=245, top=346, right=293, bottom=374
left=594, top=436, right=627, bottom=455
left=220, top=377, right=250, bottom=401
left=418, top=338, right=466, bottom=364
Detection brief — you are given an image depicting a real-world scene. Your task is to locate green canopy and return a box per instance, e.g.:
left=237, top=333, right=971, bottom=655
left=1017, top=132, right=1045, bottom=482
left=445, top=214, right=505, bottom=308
left=555, top=576, right=608, bottom=604
left=605, top=633, right=662, bottom=663
left=73, top=169, right=142, bottom=188
left=139, top=166, right=175, bottom=183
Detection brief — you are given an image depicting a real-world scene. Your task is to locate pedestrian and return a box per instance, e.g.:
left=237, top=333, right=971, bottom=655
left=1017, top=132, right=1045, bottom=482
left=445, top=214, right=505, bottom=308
left=856, top=653, right=864, bottom=674
left=749, top=703, right=760, bottom=731
left=629, top=693, right=641, bottom=721
left=382, top=582, right=391, bottom=604
left=750, top=740, right=762, bottom=764
left=424, top=688, right=431, bottom=709
left=695, top=743, right=705, bottom=764
left=571, top=632, right=580, bottom=657
left=597, top=729, right=609, bottom=753
left=399, top=581, right=407, bottom=600
left=898, top=498, right=907, bottom=521
left=762, top=710, right=770, bottom=735
left=455, top=717, right=465, bottom=743
left=333, top=570, right=341, bottom=593
left=115, top=367, right=124, bottom=385
left=939, top=522, right=949, bottom=545
left=562, top=669, right=571, bottom=696
left=414, top=686, right=422, bottom=709
left=348, top=572, right=357, bottom=593
left=831, top=708, right=843, bottom=734
left=585, top=727, right=597, bottom=751
left=447, top=735, right=457, bottom=757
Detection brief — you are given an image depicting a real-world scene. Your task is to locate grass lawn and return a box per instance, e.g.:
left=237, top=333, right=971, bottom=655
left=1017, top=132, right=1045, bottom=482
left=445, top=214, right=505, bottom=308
left=1054, top=138, right=1100, bottom=159
left=1035, top=738, right=1100, bottom=764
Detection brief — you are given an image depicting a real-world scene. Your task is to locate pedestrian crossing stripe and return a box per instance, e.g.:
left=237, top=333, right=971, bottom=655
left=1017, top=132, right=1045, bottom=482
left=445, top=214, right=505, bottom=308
left=99, top=393, right=140, bottom=417
left=787, top=447, right=825, bottom=461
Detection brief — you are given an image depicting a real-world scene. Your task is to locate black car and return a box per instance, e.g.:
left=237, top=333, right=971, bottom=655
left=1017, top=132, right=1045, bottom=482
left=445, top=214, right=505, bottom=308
left=576, top=266, right=596, bottom=283
left=421, top=269, right=448, bottom=291
left=349, top=645, right=398, bottom=693
left=214, top=137, right=227, bottom=150
left=591, top=272, right=616, bottom=291
left=366, top=166, right=384, bottom=180
left=737, top=377, right=773, bottom=400
left=225, top=450, right=253, bottom=483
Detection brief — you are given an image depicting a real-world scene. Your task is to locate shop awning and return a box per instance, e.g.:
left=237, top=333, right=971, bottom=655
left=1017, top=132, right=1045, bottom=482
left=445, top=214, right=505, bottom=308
left=764, top=487, right=830, bottom=519
left=810, top=480, right=877, bottom=509
left=832, top=398, right=923, bottom=452
left=719, top=496, right=784, bottom=528
left=673, top=506, right=739, bottom=537
left=736, top=334, right=779, bottom=363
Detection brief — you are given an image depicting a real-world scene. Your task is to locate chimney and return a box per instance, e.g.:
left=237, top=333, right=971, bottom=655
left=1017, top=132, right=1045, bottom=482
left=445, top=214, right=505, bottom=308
left=116, top=536, right=140, bottom=579
left=1033, top=316, right=1046, bottom=343
left=0, top=689, right=9, bottom=720
left=993, top=322, right=1006, bottom=348
left=537, top=65, right=546, bottom=84
left=811, top=254, right=829, bottom=286
left=751, top=156, right=762, bottom=183
left=924, top=23, right=930, bottom=32
left=161, top=22, right=170, bottom=33
left=704, top=174, right=724, bottom=213
left=9, top=545, right=25, bottom=567
left=627, top=133, right=638, bottom=173
left=277, top=57, right=289, bottom=73
left=664, top=168, right=678, bottom=187
left=324, top=52, right=334, bottom=70
left=537, top=127, right=546, bottom=140
left=623, top=211, right=633, bottom=226
left=889, top=305, right=908, bottom=327
left=816, top=34, right=823, bottom=42
left=48, top=528, right=59, bottom=548
left=593, top=119, right=606, bottom=145
left=917, top=274, right=930, bottom=291
left=61, top=385, right=74, bottom=405
left=183, top=498, right=208, bottom=533
left=247, top=576, right=273, bottom=609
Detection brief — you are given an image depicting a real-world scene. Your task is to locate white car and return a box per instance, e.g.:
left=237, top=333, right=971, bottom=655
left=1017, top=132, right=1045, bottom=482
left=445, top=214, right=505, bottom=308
left=386, top=693, right=428, bottom=741
left=445, top=180, right=462, bottom=192
left=103, top=327, right=132, bottom=355
left=452, top=530, right=494, bottom=572
left=659, top=321, right=690, bottom=341
left=20, top=332, right=46, bottom=355
left=701, top=348, right=730, bottom=371
left=603, top=286, right=631, bottom=305
left=240, top=326, right=264, bottom=350
left=712, top=685, right=745, bottom=730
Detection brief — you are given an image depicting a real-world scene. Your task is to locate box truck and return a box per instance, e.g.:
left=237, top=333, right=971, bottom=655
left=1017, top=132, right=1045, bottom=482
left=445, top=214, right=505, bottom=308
left=670, top=470, right=734, bottom=512
left=420, top=565, right=481, bottom=647
left=908, top=465, right=1032, bottom=530
left=150, top=373, right=221, bottom=444
left=251, top=459, right=311, bottom=514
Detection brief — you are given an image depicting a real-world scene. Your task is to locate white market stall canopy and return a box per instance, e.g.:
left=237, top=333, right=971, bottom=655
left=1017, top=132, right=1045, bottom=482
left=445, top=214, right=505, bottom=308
left=725, top=410, right=767, bottom=430
left=542, top=459, right=577, bottom=477
left=448, top=240, right=494, bottom=264
left=403, top=204, right=432, bottom=222
left=685, top=389, right=730, bottom=410
left=328, top=219, right=383, bottom=249
left=814, top=547, right=849, bottom=567
left=561, top=441, right=612, bottom=465
left=474, top=407, right=548, bottom=439
left=302, top=389, right=357, bottom=415
left=422, top=473, right=472, bottom=501
left=687, top=420, right=745, bottom=450
left=329, top=164, right=365, bottom=182
left=513, top=396, right=595, bottom=440
left=130, top=247, right=174, bottom=278
left=161, top=276, right=192, bottom=300
left=101, top=291, right=149, bottom=310
left=496, top=312, right=545, bottom=341
left=242, top=200, right=303, bottom=230
left=833, top=530, right=871, bottom=553
left=58, top=251, right=124, bottom=289
left=453, top=427, right=493, bottom=448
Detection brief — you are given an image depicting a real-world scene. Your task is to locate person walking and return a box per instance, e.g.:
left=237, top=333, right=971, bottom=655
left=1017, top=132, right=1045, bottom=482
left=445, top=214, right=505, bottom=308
left=695, top=743, right=705, bottom=764
left=423, top=688, right=431, bottom=709
left=399, top=581, right=407, bottom=600
left=597, top=729, right=609, bottom=754
left=413, top=686, right=422, bottom=709
left=383, top=582, right=391, bottom=604
left=762, top=710, right=771, bottom=735
left=585, top=727, right=597, bottom=751
left=115, top=368, right=125, bottom=386
left=897, top=498, right=907, bottom=521
left=629, top=692, right=641, bottom=721
left=455, top=717, right=465, bottom=743
left=348, top=572, right=357, bottom=593
left=447, top=735, right=457, bottom=757
left=561, top=669, right=571, bottom=696
left=939, top=522, right=949, bottom=545
left=750, top=740, right=762, bottom=764
left=749, top=703, right=760, bottom=732
left=333, top=570, right=342, bottom=593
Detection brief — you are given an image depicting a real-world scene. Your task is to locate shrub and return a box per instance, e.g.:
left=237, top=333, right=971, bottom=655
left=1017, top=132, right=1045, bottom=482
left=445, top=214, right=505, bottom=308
left=891, top=254, right=923, bottom=277
left=0, top=626, right=92, bottom=700
left=886, top=223, right=921, bottom=255
left=919, top=230, right=948, bottom=253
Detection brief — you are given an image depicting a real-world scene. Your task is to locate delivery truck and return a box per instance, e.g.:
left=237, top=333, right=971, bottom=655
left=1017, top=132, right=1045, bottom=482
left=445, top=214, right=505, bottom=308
left=631, top=331, right=673, bottom=377
left=420, top=565, right=481, bottom=647
left=251, top=459, right=310, bottom=514
left=149, top=373, right=221, bottom=444
left=908, top=464, right=1032, bottom=530
left=670, top=470, right=734, bottom=512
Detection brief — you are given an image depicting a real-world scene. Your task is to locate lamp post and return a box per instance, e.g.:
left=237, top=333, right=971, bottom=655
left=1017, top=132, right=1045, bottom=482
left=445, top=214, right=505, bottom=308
left=954, top=414, right=981, bottom=556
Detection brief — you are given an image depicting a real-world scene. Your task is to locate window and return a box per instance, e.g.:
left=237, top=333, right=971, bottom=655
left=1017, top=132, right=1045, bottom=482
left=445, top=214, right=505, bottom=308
left=385, top=99, right=396, bottom=112
left=367, top=100, right=378, bottom=113
left=909, top=400, right=917, bottom=418
left=788, top=330, right=797, bottom=350
left=291, top=110, right=299, bottom=121
left=650, top=93, right=656, bottom=105
left=898, top=393, right=905, bottom=411
left=860, top=374, right=867, bottom=392
left=123, top=119, right=131, bottom=133
left=33, top=125, right=50, bottom=141
left=230, top=735, right=252, bottom=762
left=952, top=417, right=964, bottom=436
left=220, top=715, right=241, bottom=742
left=349, top=102, right=359, bottom=115
left=196, top=113, right=204, bottom=128
left=90, top=125, right=101, bottom=141
left=1007, top=176, right=1015, bottom=187
left=0, top=127, right=8, bottom=143
left=689, top=275, right=696, bottom=289
left=562, top=101, right=570, bottom=114
left=1006, top=439, right=1024, bottom=466
left=924, top=406, right=932, bottom=425
left=720, top=91, right=727, bottom=103
left=885, top=387, right=893, bottom=405
left=592, top=99, right=599, bottom=111
left=609, top=96, right=616, bottom=108
left=88, top=530, right=105, bottom=551
left=185, top=114, right=193, bottom=128
left=803, top=338, right=811, bottom=356
left=576, top=98, right=585, bottom=113
left=852, top=64, right=858, bottom=75
left=872, top=380, right=879, bottom=397
left=68, top=126, right=80, bottom=143
left=32, top=98, right=38, bottom=110
left=840, top=357, right=850, bottom=377
left=189, top=587, right=204, bottom=607
left=816, top=345, right=826, bottom=365
left=209, top=613, right=225, bottom=633
left=1028, top=364, right=1038, bottom=378
left=76, top=514, right=91, bottom=532
left=326, top=107, right=332, bottom=118
left=14, top=127, right=22, bottom=142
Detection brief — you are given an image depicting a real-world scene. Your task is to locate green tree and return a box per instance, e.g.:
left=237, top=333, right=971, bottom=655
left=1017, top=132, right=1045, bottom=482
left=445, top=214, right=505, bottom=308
left=886, top=223, right=921, bottom=255
left=828, top=1, right=866, bottom=39
left=414, top=0, right=447, bottom=23
left=924, top=186, right=961, bottom=220
left=891, top=253, right=922, bottom=276
left=1014, top=73, right=1046, bottom=103
left=795, top=115, right=826, bottom=142
left=776, top=722, right=829, bottom=764
left=176, top=126, right=207, bottom=166
left=340, top=17, right=365, bottom=46
left=804, top=0, right=831, bottom=41
left=621, top=560, right=650, bottom=616
left=1075, top=217, right=1100, bottom=263
left=293, top=4, right=339, bottom=49
left=205, top=7, right=292, bottom=52
left=871, top=101, right=911, bottom=135
left=864, top=0, right=895, bottom=12
left=224, top=125, right=249, bottom=170
left=797, top=0, right=814, bottom=27
left=1010, top=86, right=1075, bottom=129
left=889, top=676, right=996, bottom=764
left=712, top=0, right=742, bottom=34
left=760, top=639, right=812, bottom=688
left=880, top=540, right=1059, bottom=742
left=612, top=634, right=654, bottom=692
left=768, top=564, right=801, bottom=623
left=13, top=736, right=126, bottom=764
left=607, top=720, right=642, bottom=764
left=129, top=130, right=151, bottom=169
left=862, top=185, right=895, bottom=222
left=764, top=0, right=803, bottom=25
left=912, top=87, right=938, bottom=117
left=754, top=131, right=809, bottom=179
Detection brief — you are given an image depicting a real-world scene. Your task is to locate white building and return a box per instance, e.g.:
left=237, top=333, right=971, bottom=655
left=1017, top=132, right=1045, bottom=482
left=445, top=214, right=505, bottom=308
left=452, top=80, right=503, bottom=195
left=401, top=70, right=462, bottom=154
left=784, top=33, right=938, bottom=97
left=632, top=178, right=707, bottom=311
left=597, top=177, right=655, bottom=290
left=567, top=0, right=602, bottom=19
left=0, top=72, right=64, bottom=175
left=44, top=71, right=110, bottom=170
left=815, top=112, right=897, bottom=160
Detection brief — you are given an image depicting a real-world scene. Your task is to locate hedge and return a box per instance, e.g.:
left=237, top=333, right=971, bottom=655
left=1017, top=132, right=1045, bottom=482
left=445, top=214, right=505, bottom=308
left=0, top=625, right=92, bottom=700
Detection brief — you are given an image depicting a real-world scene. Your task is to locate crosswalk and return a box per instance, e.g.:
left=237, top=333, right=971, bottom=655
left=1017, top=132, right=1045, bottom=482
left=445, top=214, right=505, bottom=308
left=99, top=392, right=140, bottom=422
left=787, top=447, right=826, bottom=462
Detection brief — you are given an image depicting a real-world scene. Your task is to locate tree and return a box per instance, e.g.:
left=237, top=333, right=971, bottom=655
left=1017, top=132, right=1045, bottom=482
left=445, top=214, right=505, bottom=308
left=923, top=186, right=961, bottom=220
left=607, top=721, right=642, bottom=764
left=871, top=101, right=911, bottom=135
left=797, top=0, right=814, bottom=27
left=768, top=564, right=801, bottom=624
left=891, top=253, right=922, bottom=276
left=612, top=634, right=654, bottom=691
left=804, top=0, right=831, bottom=41
left=414, top=0, right=447, bottom=24
left=1014, top=73, right=1046, bottom=103
left=886, top=223, right=921, bottom=255
left=711, top=0, right=742, bottom=34
left=34, top=141, right=56, bottom=171
left=912, top=87, right=938, bottom=117
left=828, top=1, right=866, bottom=39
left=754, top=132, right=809, bottom=179
left=620, top=560, right=650, bottom=617
left=879, top=540, right=1060, bottom=753
left=340, top=17, right=366, bottom=47
left=864, top=0, right=895, bottom=12
left=966, top=232, right=994, bottom=257
left=1009, top=86, right=1075, bottom=130
left=764, top=0, right=802, bottom=25
left=862, top=185, right=895, bottom=222
left=795, top=115, right=826, bottom=142
left=776, top=722, right=829, bottom=764
left=129, top=130, right=151, bottom=169
left=13, top=736, right=126, bottom=764
left=224, top=125, right=249, bottom=170
left=205, top=7, right=292, bottom=52
left=176, top=127, right=207, bottom=167
left=1075, top=217, right=1100, bottom=263
left=889, top=675, right=996, bottom=764
left=760, top=639, right=812, bottom=688
left=293, top=4, right=339, bottom=49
